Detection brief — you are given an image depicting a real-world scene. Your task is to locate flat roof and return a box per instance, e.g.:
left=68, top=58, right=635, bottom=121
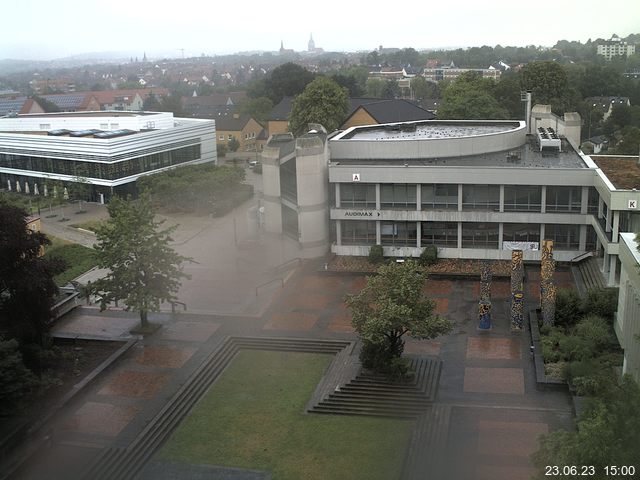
left=331, top=136, right=588, bottom=169
left=335, top=120, right=521, bottom=141
left=15, top=110, right=159, bottom=118
left=591, top=155, right=640, bottom=190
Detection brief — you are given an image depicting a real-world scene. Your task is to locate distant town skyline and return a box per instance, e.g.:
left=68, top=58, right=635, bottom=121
left=3, top=0, right=640, bottom=61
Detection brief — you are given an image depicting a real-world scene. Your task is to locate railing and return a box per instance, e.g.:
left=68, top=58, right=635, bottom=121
left=170, top=301, right=187, bottom=313
left=272, top=257, right=301, bottom=272
left=570, top=251, right=595, bottom=264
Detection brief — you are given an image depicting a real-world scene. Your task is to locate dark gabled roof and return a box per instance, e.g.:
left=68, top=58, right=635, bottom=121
left=0, top=97, right=27, bottom=116
left=584, top=96, right=631, bottom=109
left=215, top=113, right=253, bottom=131
left=268, top=96, right=294, bottom=121
left=346, top=99, right=436, bottom=124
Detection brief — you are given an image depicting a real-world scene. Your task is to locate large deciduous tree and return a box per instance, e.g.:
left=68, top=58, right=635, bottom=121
left=345, top=260, right=453, bottom=374
left=92, top=195, right=191, bottom=329
left=0, top=204, right=66, bottom=351
left=288, top=77, right=350, bottom=136
left=438, top=71, right=509, bottom=119
left=520, top=61, right=580, bottom=114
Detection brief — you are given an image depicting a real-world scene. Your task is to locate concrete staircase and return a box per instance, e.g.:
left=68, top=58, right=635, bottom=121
left=577, top=257, right=606, bottom=292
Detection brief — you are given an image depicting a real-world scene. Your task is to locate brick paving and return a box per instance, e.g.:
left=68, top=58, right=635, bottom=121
left=14, top=254, right=576, bottom=480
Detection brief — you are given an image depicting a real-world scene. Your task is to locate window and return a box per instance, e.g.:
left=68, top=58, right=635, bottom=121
left=545, top=224, right=580, bottom=250
left=462, top=185, right=499, bottom=211
left=422, top=184, right=457, bottom=210
left=380, top=184, right=417, bottom=209
left=340, top=183, right=376, bottom=208
left=341, top=220, right=376, bottom=245
left=228, top=134, right=233, bottom=141
left=462, top=222, right=499, bottom=249
left=546, top=186, right=581, bottom=212
left=245, top=133, right=249, bottom=140
left=219, top=134, right=224, bottom=141
left=381, top=221, right=417, bottom=246
left=39, top=124, right=51, bottom=130
left=503, top=223, right=540, bottom=243
left=504, top=186, right=541, bottom=212
left=421, top=222, right=457, bottom=247
left=588, top=187, right=599, bottom=214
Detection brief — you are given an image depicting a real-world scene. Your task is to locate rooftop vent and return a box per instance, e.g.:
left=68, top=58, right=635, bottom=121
left=536, top=127, right=561, bottom=152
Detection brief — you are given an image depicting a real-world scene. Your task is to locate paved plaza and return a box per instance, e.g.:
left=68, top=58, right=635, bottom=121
left=14, top=173, right=575, bottom=480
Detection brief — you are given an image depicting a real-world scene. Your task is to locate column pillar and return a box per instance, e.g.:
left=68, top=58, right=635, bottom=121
left=579, top=225, right=587, bottom=251
left=498, top=223, right=504, bottom=250
left=457, top=222, right=463, bottom=249
left=416, top=222, right=421, bottom=248
left=335, top=183, right=341, bottom=208
left=336, top=220, right=342, bottom=246
left=458, top=184, right=463, bottom=211
left=375, top=184, right=381, bottom=210
left=608, top=255, right=617, bottom=286
left=541, top=185, right=547, bottom=213
left=580, top=186, right=589, bottom=215
left=612, top=211, right=620, bottom=242
left=499, top=185, right=505, bottom=213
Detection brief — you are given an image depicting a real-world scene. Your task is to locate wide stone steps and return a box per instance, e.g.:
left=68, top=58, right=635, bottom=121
left=578, top=257, right=606, bottom=292
left=400, top=405, right=452, bottom=480
left=308, top=357, right=442, bottom=418
left=81, top=336, right=351, bottom=480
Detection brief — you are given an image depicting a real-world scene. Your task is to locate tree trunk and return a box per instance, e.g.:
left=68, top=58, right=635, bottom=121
left=140, top=309, right=148, bottom=328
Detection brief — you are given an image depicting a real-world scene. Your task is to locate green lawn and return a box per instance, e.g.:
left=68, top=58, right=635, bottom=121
left=70, top=218, right=106, bottom=233
left=160, top=350, right=413, bottom=480
left=44, top=236, right=98, bottom=285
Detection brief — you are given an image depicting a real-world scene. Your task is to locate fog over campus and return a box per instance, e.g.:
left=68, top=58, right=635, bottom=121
left=2, top=0, right=640, bottom=60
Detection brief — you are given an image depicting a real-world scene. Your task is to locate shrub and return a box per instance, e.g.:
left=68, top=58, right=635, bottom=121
left=574, top=315, right=613, bottom=354
left=555, top=289, right=583, bottom=328
left=368, top=244, right=384, bottom=264
left=419, top=245, right=438, bottom=266
left=216, top=143, right=227, bottom=157
left=0, top=339, right=38, bottom=416
left=583, top=287, right=618, bottom=322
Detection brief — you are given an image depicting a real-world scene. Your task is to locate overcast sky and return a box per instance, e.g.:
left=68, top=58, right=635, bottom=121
left=3, top=0, right=639, bottom=60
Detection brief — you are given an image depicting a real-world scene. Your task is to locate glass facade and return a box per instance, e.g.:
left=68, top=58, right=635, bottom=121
left=341, top=220, right=376, bottom=245
left=381, top=221, right=417, bottom=246
left=380, top=184, right=417, bottom=209
left=462, top=222, right=499, bottom=248
left=279, top=158, right=297, bottom=203
left=421, top=184, right=458, bottom=210
left=462, top=185, right=500, bottom=211
left=546, top=186, right=581, bottom=212
left=504, top=185, right=541, bottom=212
left=421, top=221, right=458, bottom=247
left=545, top=224, right=580, bottom=250
left=503, top=223, right=540, bottom=243
left=0, top=145, right=201, bottom=181
left=340, top=183, right=376, bottom=208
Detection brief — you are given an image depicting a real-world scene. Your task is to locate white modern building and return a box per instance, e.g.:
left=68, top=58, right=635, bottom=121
left=0, top=111, right=216, bottom=201
left=597, top=36, right=636, bottom=60
left=261, top=107, right=640, bottom=286
left=615, top=233, right=640, bottom=382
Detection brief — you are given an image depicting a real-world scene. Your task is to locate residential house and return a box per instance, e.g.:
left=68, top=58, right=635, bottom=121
left=585, top=96, right=631, bottom=121
left=40, top=93, right=101, bottom=112
left=0, top=97, right=45, bottom=117
left=216, top=113, right=265, bottom=151
left=597, top=35, right=636, bottom=60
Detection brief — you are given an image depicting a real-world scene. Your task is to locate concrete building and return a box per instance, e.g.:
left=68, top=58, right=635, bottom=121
left=597, top=35, right=636, bottom=60
left=423, top=66, right=501, bottom=82
left=0, top=111, right=216, bottom=202
left=261, top=106, right=640, bottom=285
left=615, top=233, right=640, bottom=382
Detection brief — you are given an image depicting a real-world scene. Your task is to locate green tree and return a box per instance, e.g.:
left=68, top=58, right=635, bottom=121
left=520, top=61, right=579, bottom=114
left=239, top=96, right=273, bottom=124
left=365, top=78, right=385, bottom=98
left=410, top=76, right=441, bottom=104
left=0, top=204, right=66, bottom=360
left=227, top=136, right=240, bottom=152
left=251, top=62, right=316, bottom=104
left=288, top=77, right=349, bottom=136
left=0, top=338, right=39, bottom=416
left=614, top=126, right=640, bottom=154
left=532, top=376, right=640, bottom=479
left=345, top=260, right=453, bottom=374
left=92, top=195, right=191, bottom=329
left=438, top=71, right=509, bottom=119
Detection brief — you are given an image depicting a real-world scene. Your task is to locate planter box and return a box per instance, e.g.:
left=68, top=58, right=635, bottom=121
left=529, top=309, right=569, bottom=392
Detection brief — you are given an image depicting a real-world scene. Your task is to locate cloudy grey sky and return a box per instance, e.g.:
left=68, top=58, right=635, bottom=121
left=3, top=0, right=640, bottom=60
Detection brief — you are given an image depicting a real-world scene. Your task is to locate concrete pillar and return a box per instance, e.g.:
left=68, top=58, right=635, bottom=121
left=608, top=255, right=617, bottom=286
left=336, top=220, right=342, bottom=246
left=457, top=222, right=463, bottom=249
left=579, top=225, right=587, bottom=251
left=415, top=184, right=421, bottom=211
left=498, top=223, right=504, bottom=250
left=499, top=185, right=505, bottom=213
left=598, top=196, right=604, bottom=219
left=375, top=184, right=381, bottom=210
left=376, top=221, right=381, bottom=245
left=602, top=251, right=610, bottom=273
left=335, top=183, right=341, bottom=208
left=458, top=184, right=463, bottom=211
left=581, top=186, right=589, bottom=215
left=612, top=211, right=620, bottom=242
left=541, top=185, right=547, bottom=213
left=540, top=224, right=545, bottom=243
left=416, top=221, right=421, bottom=248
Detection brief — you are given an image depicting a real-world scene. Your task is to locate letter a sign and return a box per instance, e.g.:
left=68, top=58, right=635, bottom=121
left=352, top=173, right=361, bottom=182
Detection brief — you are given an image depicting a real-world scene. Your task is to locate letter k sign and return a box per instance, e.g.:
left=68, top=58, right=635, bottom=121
left=352, top=173, right=360, bottom=182
left=629, top=200, right=637, bottom=209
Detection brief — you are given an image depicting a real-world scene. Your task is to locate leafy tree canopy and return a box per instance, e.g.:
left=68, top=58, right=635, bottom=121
left=92, top=195, right=191, bottom=328
left=438, top=71, right=509, bottom=119
left=520, top=61, right=580, bottom=114
left=345, top=260, right=453, bottom=370
left=239, top=96, right=273, bottom=125
left=0, top=204, right=66, bottom=350
left=248, top=62, right=316, bottom=104
left=288, top=76, right=349, bottom=135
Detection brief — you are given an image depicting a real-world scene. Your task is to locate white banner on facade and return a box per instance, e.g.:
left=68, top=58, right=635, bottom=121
left=503, top=241, right=539, bottom=251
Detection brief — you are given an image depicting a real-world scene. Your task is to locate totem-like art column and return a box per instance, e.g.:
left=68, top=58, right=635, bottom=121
left=540, top=239, right=556, bottom=326
left=478, top=261, right=492, bottom=330
left=510, top=250, right=524, bottom=331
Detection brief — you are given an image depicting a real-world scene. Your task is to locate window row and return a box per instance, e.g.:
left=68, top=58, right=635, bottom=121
left=0, top=145, right=201, bottom=180
left=337, top=183, right=596, bottom=213
left=340, top=220, right=583, bottom=250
